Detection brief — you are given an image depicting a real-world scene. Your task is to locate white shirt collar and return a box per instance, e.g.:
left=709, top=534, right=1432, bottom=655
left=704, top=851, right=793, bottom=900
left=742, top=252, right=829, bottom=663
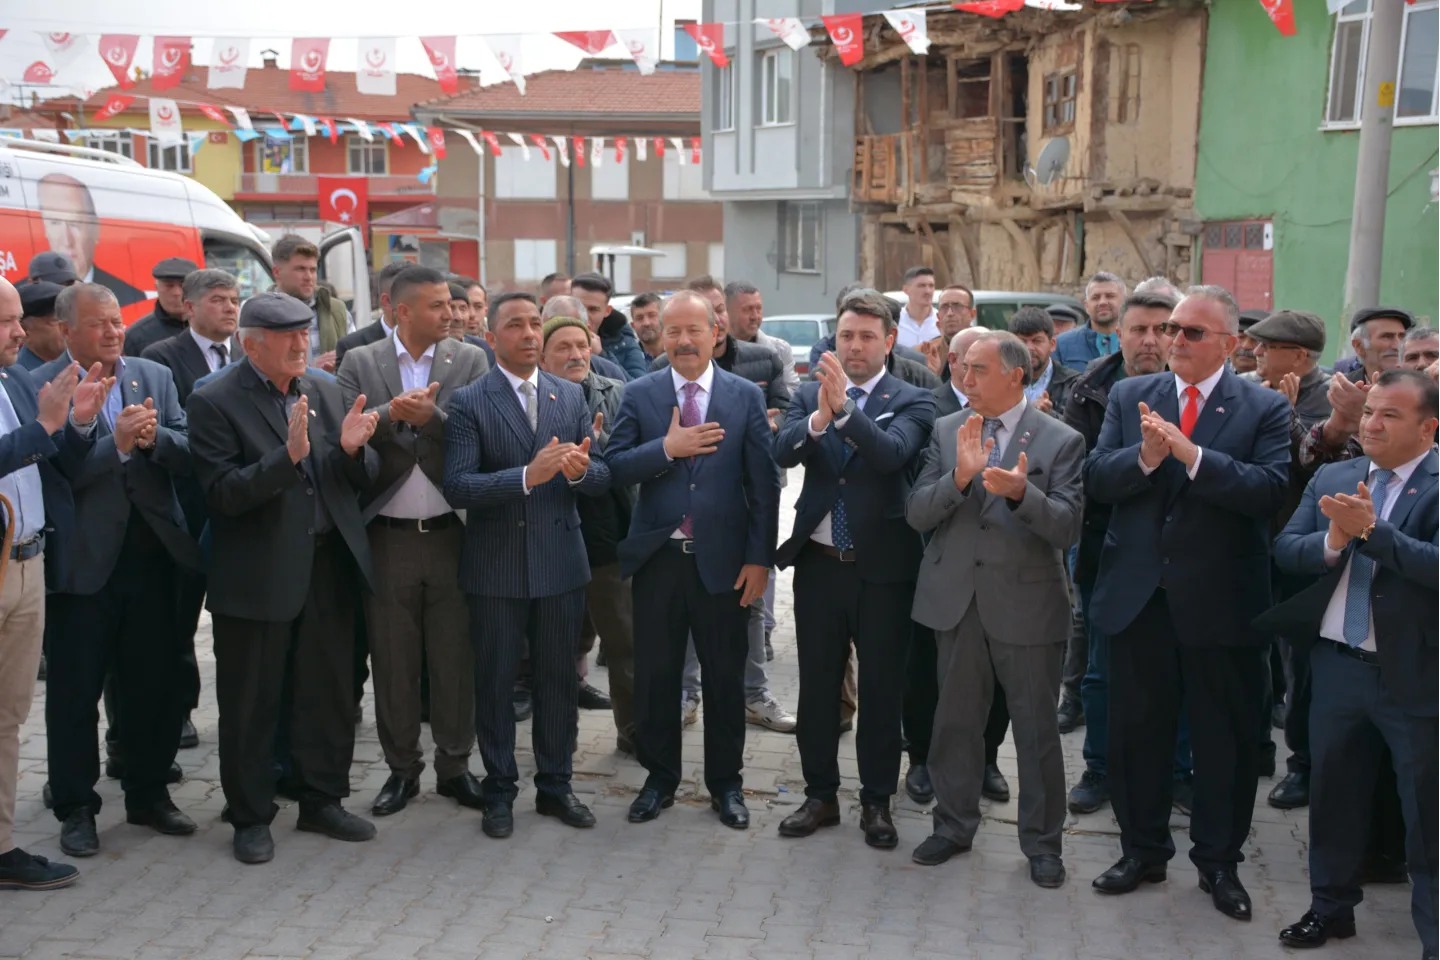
left=995, top=395, right=1028, bottom=432
left=951, top=383, right=969, bottom=408
left=1373, top=448, right=1430, bottom=488
left=847, top=369, right=886, bottom=398
left=394, top=331, right=436, bottom=363
left=381, top=317, right=395, bottom=338
left=671, top=361, right=715, bottom=395
left=1173, top=365, right=1226, bottom=403
left=498, top=364, right=540, bottom=394
left=189, top=327, right=229, bottom=354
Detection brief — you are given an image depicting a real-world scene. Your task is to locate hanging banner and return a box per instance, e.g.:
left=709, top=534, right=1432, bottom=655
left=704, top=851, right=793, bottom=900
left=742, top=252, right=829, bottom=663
left=228, top=106, right=253, bottom=130
left=455, top=129, right=484, bottom=157
left=506, top=132, right=531, bottom=161
left=571, top=135, right=587, bottom=167
left=590, top=137, right=604, bottom=167
left=40, top=33, right=86, bottom=70
left=883, top=11, right=930, bottom=55
left=419, top=36, right=460, bottom=95
left=953, top=0, right=1025, bottom=17
left=425, top=126, right=447, bottom=158
left=208, top=38, right=249, bottom=90
left=487, top=35, right=527, bottom=94
left=554, top=31, right=615, bottom=56
left=481, top=130, right=503, bottom=157
left=400, top=122, right=430, bottom=153
left=530, top=133, right=552, bottom=160
left=196, top=103, right=229, bottom=125
left=356, top=38, right=396, bottom=96
left=152, top=36, right=190, bottom=91
left=669, top=137, right=686, bottom=165
left=615, top=28, right=658, bottom=76
left=320, top=116, right=339, bottom=144
left=552, top=135, right=570, bottom=167
left=651, top=136, right=665, bottom=158
left=1258, top=0, right=1297, bottom=36
left=823, top=14, right=865, bottom=66
left=290, top=38, right=329, bottom=92
left=761, top=18, right=811, bottom=52
left=614, top=136, right=628, bottom=163
left=690, top=137, right=702, bottom=166
left=684, top=23, right=729, bottom=68
left=292, top=114, right=317, bottom=137
left=376, top=122, right=405, bottom=145
left=92, top=94, right=134, bottom=122
left=318, top=176, right=368, bottom=226
left=22, top=63, right=55, bottom=85
left=149, top=97, right=183, bottom=145
left=98, top=35, right=138, bottom=89
left=635, top=137, right=648, bottom=161
left=347, top=117, right=374, bottom=142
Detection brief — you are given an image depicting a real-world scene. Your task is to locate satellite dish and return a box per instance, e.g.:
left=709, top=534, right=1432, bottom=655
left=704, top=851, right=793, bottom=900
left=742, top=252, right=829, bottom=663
left=1027, top=137, right=1071, bottom=187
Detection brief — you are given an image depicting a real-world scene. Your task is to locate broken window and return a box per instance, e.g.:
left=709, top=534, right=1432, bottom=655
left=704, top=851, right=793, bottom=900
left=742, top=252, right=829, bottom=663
left=1043, top=70, right=1077, bottom=133
left=951, top=58, right=992, bottom=119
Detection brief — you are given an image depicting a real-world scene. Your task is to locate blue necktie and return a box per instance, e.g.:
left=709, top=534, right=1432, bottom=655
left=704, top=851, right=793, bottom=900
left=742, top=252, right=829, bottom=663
left=829, top=387, right=867, bottom=552
left=1342, top=468, right=1394, bottom=647
left=982, top=417, right=1004, bottom=468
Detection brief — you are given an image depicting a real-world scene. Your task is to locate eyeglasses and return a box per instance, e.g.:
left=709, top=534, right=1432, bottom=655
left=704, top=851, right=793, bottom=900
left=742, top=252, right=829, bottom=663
left=1157, top=322, right=1222, bottom=343
left=937, top=302, right=972, bottom=312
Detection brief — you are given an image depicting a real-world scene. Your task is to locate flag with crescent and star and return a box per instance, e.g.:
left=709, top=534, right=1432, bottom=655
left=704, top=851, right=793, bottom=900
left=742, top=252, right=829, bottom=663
left=318, top=177, right=368, bottom=227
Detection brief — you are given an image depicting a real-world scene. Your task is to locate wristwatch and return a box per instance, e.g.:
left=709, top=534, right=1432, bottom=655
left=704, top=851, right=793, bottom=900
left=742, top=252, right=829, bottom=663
left=836, top=397, right=856, bottom=419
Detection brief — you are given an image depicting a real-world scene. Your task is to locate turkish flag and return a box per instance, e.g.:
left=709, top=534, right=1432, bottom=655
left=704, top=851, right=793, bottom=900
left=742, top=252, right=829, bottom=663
left=571, top=135, right=587, bottom=167
left=320, top=116, right=339, bottom=144
left=419, top=36, right=460, bottom=95
left=425, top=127, right=447, bottom=159
left=822, top=14, right=865, bottom=66
left=614, top=136, right=628, bottom=163
left=1258, top=0, right=1297, bottom=36
left=952, top=0, right=1024, bottom=17
left=290, top=38, right=329, bottom=92
left=684, top=23, right=729, bottom=68
left=152, top=36, right=190, bottom=91
left=690, top=137, right=702, bottom=166
left=554, top=31, right=616, bottom=56
left=318, top=177, right=368, bottom=227
left=530, top=133, right=551, bottom=160
left=481, top=130, right=502, bottom=157
left=93, top=94, right=134, bottom=121
left=22, top=62, right=55, bottom=84
left=196, top=103, right=229, bottom=125
left=98, top=35, right=138, bottom=88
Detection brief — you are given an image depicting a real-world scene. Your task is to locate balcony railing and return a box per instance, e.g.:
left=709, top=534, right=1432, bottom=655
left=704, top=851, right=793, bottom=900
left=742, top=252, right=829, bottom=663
left=236, top=173, right=435, bottom=197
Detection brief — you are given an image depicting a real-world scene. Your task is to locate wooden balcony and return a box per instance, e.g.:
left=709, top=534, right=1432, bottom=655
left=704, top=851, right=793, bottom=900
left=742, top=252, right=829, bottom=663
left=854, top=118, right=1001, bottom=209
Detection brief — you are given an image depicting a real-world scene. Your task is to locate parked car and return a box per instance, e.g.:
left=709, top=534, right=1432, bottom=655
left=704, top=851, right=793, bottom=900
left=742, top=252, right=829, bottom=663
left=760, top=314, right=837, bottom=378
left=885, top=289, right=1086, bottom=332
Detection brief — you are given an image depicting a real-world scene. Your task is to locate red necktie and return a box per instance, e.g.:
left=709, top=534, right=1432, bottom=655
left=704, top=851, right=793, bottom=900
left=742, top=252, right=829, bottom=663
left=1179, top=385, right=1201, bottom=438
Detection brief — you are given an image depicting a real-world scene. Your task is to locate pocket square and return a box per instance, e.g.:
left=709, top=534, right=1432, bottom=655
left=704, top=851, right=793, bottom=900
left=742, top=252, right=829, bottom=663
left=874, top=412, right=895, bottom=422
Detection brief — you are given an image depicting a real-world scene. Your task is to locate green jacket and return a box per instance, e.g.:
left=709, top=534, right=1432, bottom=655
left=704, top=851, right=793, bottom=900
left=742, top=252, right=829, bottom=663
left=314, top=286, right=349, bottom=354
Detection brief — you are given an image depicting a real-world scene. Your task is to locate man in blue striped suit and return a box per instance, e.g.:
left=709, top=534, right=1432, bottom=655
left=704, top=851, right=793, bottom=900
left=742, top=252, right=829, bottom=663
left=443, top=292, right=611, bottom=840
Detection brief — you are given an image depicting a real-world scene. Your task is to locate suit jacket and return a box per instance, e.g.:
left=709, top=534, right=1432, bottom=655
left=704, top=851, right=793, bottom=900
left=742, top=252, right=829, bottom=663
left=907, top=403, right=1084, bottom=642
left=441, top=366, right=610, bottom=599
left=1085, top=369, right=1291, bottom=646
left=123, top=305, right=186, bottom=358
left=34, top=355, right=199, bottom=594
left=774, top=373, right=935, bottom=583
left=1259, top=452, right=1438, bottom=716
left=606, top=367, right=780, bottom=594
left=334, top=319, right=388, bottom=370
left=932, top=381, right=965, bottom=419
left=142, top=331, right=240, bottom=406
left=338, top=335, right=489, bottom=520
left=187, top=359, right=378, bottom=621
left=15, top=346, right=49, bottom=372
left=649, top=337, right=791, bottom=412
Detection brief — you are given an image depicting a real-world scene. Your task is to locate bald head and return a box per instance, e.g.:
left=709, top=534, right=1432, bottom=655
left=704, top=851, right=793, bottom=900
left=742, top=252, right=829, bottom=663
left=948, top=327, right=987, bottom=387
left=0, top=278, right=26, bottom=367
left=541, top=295, right=586, bottom=322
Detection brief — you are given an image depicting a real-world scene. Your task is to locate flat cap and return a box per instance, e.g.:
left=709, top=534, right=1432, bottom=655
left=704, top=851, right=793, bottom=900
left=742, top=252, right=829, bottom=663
left=1248, top=310, right=1326, bottom=353
left=152, top=257, right=199, bottom=280
left=28, top=251, right=78, bottom=285
left=1350, top=306, right=1415, bottom=332
left=1238, top=309, right=1269, bottom=331
left=238, top=291, right=314, bottom=331
left=20, top=281, right=63, bottom=319
left=448, top=282, right=468, bottom=301
left=542, top=316, right=589, bottom=345
left=1046, top=303, right=1087, bottom=326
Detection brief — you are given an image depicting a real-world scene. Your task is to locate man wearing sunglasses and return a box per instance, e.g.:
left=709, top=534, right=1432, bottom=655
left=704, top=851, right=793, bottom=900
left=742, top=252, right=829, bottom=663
left=1085, top=286, right=1291, bottom=922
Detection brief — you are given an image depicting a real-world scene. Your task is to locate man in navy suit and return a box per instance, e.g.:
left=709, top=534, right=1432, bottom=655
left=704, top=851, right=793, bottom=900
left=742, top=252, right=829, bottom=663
left=1263, top=369, right=1437, bottom=956
left=773, top=289, right=935, bottom=848
left=1085, top=286, right=1290, bottom=919
left=606, top=290, right=780, bottom=829
left=442, top=292, right=610, bottom=840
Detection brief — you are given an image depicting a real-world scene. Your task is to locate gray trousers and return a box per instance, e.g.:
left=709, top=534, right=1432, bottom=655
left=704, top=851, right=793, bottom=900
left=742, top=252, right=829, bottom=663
left=930, top=603, right=1066, bottom=858
left=364, top=523, right=474, bottom=782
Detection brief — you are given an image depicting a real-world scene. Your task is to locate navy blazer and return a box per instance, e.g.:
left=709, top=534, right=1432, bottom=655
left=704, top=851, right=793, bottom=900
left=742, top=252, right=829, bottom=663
left=774, top=373, right=935, bottom=583
left=442, top=366, right=611, bottom=600
left=1084, top=369, right=1291, bottom=646
left=606, top=366, right=780, bottom=595
left=1261, top=451, right=1438, bottom=716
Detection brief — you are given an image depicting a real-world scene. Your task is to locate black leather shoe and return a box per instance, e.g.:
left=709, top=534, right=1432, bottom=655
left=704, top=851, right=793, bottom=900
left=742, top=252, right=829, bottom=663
left=536, top=792, right=596, bottom=828
left=1030, top=853, right=1067, bottom=888
left=615, top=735, right=635, bottom=757
left=1268, top=771, right=1310, bottom=810
left=125, top=799, right=196, bottom=835
left=233, top=825, right=274, bottom=864
left=481, top=803, right=513, bottom=839
left=982, top=764, right=1010, bottom=802
left=59, top=810, right=99, bottom=858
left=371, top=775, right=419, bottom=817
left=1092, top=857, right=1166, bottom=894
left=904, top=764, right=934, bottom=805
left=778, top=798, right=840, bottom=838
left=512, top=689, right=533, bottom=723
left=179, top=715, right=199, bottom=749
left=1056, top=699, right=1085, bottom=734
left=296, top=803, right=376, bottom=842
left=0, top=848, right=78, bottom=890
left=711, top=790, right=749, bottom=829
left=1198, top=867, right=1252, bottom=920
left=911, top=834, right=968, bottom=866
left=437, top=772, right=485, bottom=810
left=628, top=787, right=674, bottom=823
left=860, top=803, right=898, bottom=849
left=577, top=682, right=612, bottom=710
left=1279, top=910, right=1356, bottom=948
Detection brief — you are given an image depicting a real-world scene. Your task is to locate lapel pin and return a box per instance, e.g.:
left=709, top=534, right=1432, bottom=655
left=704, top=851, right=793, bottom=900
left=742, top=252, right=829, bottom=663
left=130, top=380, right=138, bottom=389
left=444, top=356, right=453, bottom=364
left=881, top=393, right=890, bottom=399
left=0, top=372, right=8, bottom=380
left=549, top=393, right=556, bottom=401
left=1408, top=487, right=1418, bottom=495
left=1215, top=406, right=1225, bottom=414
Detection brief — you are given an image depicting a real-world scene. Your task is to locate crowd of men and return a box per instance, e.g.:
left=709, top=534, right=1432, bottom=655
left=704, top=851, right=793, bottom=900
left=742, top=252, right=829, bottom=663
left=0, top=240, right=1435, bottom=959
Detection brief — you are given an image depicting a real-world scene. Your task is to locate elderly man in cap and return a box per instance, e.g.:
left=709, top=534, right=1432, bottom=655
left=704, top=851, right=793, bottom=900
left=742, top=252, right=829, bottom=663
left=1231, top=310, right=1267, bottom=377
left=26, top=252, right=78, bottom=287
left=123, top=258, right=200, bottom=358
left=187, top=291, right=381, bottom=865
left=18, top=282, right=67, bottom=371
left=1402, top=325, right=1439, bottom=375
left=1305, top=308, right=1416, bottom=468
left=1253, top=311, right=1330, bottom=428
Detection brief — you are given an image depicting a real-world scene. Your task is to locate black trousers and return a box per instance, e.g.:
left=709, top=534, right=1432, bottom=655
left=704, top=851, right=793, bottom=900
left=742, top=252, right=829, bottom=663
left=213, top=536, right=358, bottom=828
left=793, top=546, right=912, bottom=805
left=1109, top=589, right=1266, bottom=870
left=469, top=589, right=585, bottom=805
left=47, top=511, right=181, bottom=818
left=904, top=621, right=1010, bottom=767
left=101, top=567, right=203, bottom=754
left=632, top=541, right=749, bottom=796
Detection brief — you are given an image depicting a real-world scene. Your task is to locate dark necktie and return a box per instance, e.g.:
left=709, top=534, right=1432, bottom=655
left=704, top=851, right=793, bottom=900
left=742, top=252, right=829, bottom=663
left=1342, top=469, right=1395, bottom=646
left=829, top=387, right=867, bottom=551
left=212, top=344, right=229, bottom=369
left=677, top=381, right=701, bottom=538
left=983, top=417, right=1003, bottom=468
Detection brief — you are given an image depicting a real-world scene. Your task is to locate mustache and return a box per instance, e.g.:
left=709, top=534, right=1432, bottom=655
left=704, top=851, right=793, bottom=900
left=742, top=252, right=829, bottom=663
left=673, top=345, right=700, bottom=356
left=563, top=358, right=587, bottom=370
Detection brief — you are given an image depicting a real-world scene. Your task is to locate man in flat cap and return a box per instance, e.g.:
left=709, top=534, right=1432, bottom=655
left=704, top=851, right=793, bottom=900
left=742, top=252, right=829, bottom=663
left=1232, top=310, right=1267, bottom=378
left=1046, top=304, right=1085, bottom=338
left=123, top=258, right=200, bottom=359
left=1349, top=307, right=1413, bottom=385
left=18, top=283, right=66, bottom=372
left=1305, top=307, right=1417, bottom=468
left=187, top=291, right=381, bottom=865
left=26, top=252, right=78, bottom=287
left=1253, top=311, right=1331, bottom=429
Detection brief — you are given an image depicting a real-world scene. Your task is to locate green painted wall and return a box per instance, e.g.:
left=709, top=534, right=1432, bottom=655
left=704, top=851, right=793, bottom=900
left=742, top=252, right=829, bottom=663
left=1195, top=0, right=1438, bottom=355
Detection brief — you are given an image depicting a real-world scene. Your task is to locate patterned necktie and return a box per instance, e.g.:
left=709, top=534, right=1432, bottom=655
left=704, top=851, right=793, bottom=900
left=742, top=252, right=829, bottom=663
left=829, top=387, right=867, bottom=551
left=982, top=417, right=1003, bottom=468
left=1342, top=468, right=1395, bottom=647
left=1179, top=385, right=1201, bottom=438
left=677, top=381, right=701, bottom=538
left=518, top=381, right=538, bottom=431
left=212, top=344, right=229, bottom=370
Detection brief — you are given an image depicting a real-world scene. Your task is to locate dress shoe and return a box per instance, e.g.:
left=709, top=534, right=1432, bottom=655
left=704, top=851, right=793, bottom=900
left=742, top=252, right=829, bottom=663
left=59, top=810, right=99, bottom=858
left=513, top=689, right=534, bottom=723
left=711, top=790, right=750, bottom=829
left=125, top=799, right=197, bottom=835
left=982, top=764, right=1010, bottom=802
left=536, top=792, right=596, bottom=828
left=296, top=803, right=376, bottom=842
left=371, top=774, right=419, bottom=817
left=1279, top=910, right=1356, bottom=948
left=1172, top=776, right=1194, bottom=816
left=1056, top=698, right=1084, bottom=734
left=232, top=825, right=274, bottom=864
left=1068, top=770, right=1109, bottom=814
left=0, top=848, right=78, bottom=890
left=437, top=772, right=485, bottom=810
left=104, top=758, right=183, bottom=784
left=860, top=803, right=898, bottom=849
left=904, top=764, right=934, bottom=805
left=578, top=682, right=612, bottom=710
left=1092, top=857, right=1166, bottom=894
left=178, top=715, right=199, bottom=749
left=615, top=734, right=635, bottom=757
left=628, top=787, right=674, bottom=823
left=1029, top=854, right=1067, bottom=888
left=911, top=834, right=968, bottom=866
left=481, top=803, right=514, bottom=839
left=778, top=797, right=840, bottom=838
left=1198, top=867, right=1252, bottom=920
left=1268, top=771, right=1309, bottom=810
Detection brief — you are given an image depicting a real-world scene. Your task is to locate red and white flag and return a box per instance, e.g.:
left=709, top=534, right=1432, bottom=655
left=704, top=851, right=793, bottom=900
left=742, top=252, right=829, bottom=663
left=40, top=33, right=86, bottom=69
left=149, top=97, right=183, bottom=145
left=376, top=122, right=404, bottom=146
left=92, top=94, right=134, bottom=122
left=823, top=14, right=865, bottom=66
left=347, top=118, right=373, bottom=142
left=487, top=35, right=526, bottom=94
left=652, top=137, right=666, bottom=158
left=554, top=31, right=615, bottom=56
left=590, top=137, right=604, bottom=167
left=208, top=38, right=248, bottom=90
left=690, top=137, right=702, bottom=166
left=883, top=11, right=930, bottom=55
left=196, top=103, right=229, bottom=125
left=505, top=133, right=530, bottom=161
left=98, top=35, right=138, bottom=88
left=669, top=137, right=686, bottom=165
left=481, top=130, right=503, bottom=157
left=228, top=107, right=253, bottom=130
left=22, top=62, right=55, bottom=85
left=614, top=136, right=628, bottom=163
left=614, top=28, right=658, bottom=75
left=455, top=130, right=484, bottom=157
left=552, top=136, right=570, bottom=168
left=953, top=0, right=1024, bottom=17
left=684, top=23, right=729, bottom=68
left=356, top=38, right=396, bottom=96
left=1258, top=0, right=1297, bottom=36
left=290, top=38, right=328, bottom=92
left=152, top=36, right=189, bottom=91
left=425, top=127, right=447, bottom=159
left=635, top=137, right=648, bottom=162
left=320, top=116, right=339, bottom=144
left=318, top=177, right=368, bottom=227
left=761, top=18, right=811, bottom=51
left=571, top=135, right=587, bottom=167
left=419, top=36, right=460, bottom=95
left=530, top=134, right=552, bottom=161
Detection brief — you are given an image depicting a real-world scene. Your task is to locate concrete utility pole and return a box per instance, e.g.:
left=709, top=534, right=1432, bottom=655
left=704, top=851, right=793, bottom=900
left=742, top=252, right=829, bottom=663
left=1341, top=0, right=1405, bottom=323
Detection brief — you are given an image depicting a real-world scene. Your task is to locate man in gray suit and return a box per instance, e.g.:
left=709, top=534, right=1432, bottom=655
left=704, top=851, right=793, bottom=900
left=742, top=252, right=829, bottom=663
left=905, top=330, right=1084, bottom=888
left=338, top=266, right=490, bottom=818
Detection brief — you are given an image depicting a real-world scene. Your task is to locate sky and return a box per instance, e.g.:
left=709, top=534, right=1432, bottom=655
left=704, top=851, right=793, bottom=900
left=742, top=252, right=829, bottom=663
left=2, top=0, right=701, bottom=105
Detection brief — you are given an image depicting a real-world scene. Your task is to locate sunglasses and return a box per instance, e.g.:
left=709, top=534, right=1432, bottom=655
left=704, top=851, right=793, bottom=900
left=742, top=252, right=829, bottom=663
left=1157, top=322, right=1223, bottom=343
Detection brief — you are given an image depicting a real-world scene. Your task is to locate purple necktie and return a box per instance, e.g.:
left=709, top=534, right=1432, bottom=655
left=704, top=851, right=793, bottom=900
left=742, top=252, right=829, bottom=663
left=678, top=381, right=700, bottom=538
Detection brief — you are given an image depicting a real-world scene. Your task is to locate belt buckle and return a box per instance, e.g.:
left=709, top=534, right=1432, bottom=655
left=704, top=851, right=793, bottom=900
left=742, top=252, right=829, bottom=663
left=837, top=548, right=856, bottom=563
left=681, top=539, right=696, bottom=554
left=415, top=517, right=430, bottom=533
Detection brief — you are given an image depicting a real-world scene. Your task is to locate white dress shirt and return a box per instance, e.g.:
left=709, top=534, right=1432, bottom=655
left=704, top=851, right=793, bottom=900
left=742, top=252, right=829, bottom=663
left=379, top=336, right=451, bottom=520
left=806, top=369, right=885, bottom=546
left=189, top=328, right=232, bottom=374
left=1138, top=366, right=1226, bottom=481
left=1318, top=449, right=1430, bottom=652
left=668, top=362, right=715, bottom=537
left=0, top=384, right=45, bottom=543
left=498, top=363, right=544, bottom=495
left=951, top=383, right=969, bottom=410
left=895, top=306, right=940, bottom=350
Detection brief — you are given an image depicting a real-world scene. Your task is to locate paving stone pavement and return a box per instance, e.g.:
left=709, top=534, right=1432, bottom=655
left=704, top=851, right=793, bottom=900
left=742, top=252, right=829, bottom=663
left=0, top=477, right=1420, bottom=960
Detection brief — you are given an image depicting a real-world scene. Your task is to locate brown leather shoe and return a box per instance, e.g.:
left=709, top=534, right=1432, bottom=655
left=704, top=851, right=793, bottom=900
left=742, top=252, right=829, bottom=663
left=777, top=797, right=840, bottom=838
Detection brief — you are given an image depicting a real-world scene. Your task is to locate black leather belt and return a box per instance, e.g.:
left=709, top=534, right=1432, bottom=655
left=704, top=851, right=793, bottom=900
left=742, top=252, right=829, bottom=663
left=812, top=542, right=856, bottom=563
left=10, top=533, right=42, bottom=562
left=666, top=538, right=697, bottom=554
left=374, top=513, right=461, bottom=533
left=1333, top=640, right=1379, bottom=665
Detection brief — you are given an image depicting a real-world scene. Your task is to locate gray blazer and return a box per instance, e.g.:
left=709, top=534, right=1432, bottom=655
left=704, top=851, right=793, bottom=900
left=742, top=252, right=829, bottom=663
left=337, top=334, right=490, bottom=521
left=906, top=402, right=1084, bottom=645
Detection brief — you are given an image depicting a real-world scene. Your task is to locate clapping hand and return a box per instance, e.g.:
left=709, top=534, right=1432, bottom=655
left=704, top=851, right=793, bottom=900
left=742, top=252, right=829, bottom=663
left=1327, top=373, right=1369, bottom=429
left=1319, top=480, right=1375, bottom=550
left=1138, top=402, right=1172, bottom=468
left=809, top=352, right=848, bottom=430
left=134, top=398, right=158, bottom=450
left=114, top=399, right=157, bottom=455
left=71, top=362, right=112, bottom=426
left=982, top=451, right=1028, bottom=502
left=389, top=382, right=441, bottom=426
left=952, top=415, right=993, bottom=491
left=37, top=362, right=80, bottom=434
left=287, top=394, right=311, bottom=463
left=528, top=436, right=578, bottom=486
left=341, top=394, right=380, bottom=455
left=559, top=437, right=591, bottom=481
left=1263, top=372, right=1300, bottom=408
